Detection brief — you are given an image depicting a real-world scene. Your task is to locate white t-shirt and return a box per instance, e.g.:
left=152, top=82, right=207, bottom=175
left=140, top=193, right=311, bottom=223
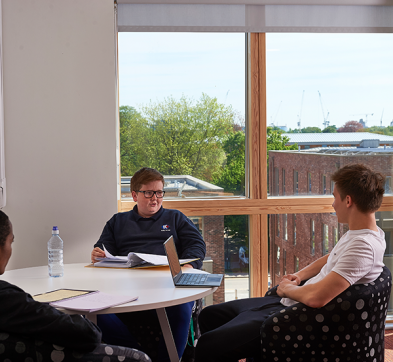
left=281, top=227, right=386, bottom=307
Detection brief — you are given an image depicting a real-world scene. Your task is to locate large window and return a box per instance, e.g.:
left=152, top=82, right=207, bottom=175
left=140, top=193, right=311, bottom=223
left=119, top=33, right=246, bottom=199
left=266, top=33, right=393, bottom=197
left=270, top=212, right=340, bottom=286
left=266, top=32, right=393, bottom=316
left=117, top=32, right=393, bottom=309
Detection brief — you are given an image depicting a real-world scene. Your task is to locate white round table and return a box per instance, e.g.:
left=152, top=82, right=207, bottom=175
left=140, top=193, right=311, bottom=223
left=0, top=263, right=217, bottom=362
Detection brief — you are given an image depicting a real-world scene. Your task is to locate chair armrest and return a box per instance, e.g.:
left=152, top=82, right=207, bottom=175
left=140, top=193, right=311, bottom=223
left=260, top=267, right=392, bottom=362
left=0, top=333, right=151, bottom=362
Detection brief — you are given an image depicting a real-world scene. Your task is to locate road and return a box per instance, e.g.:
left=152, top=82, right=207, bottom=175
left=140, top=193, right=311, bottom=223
left=224, top=276, right=250, bottom=301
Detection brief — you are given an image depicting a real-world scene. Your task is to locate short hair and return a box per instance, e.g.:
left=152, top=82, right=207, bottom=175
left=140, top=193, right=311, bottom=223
left=130, top=167, right=164, bottom=192
left=0, top=210, right=11, bottom=247
left=331, top=164, right=385, bottom=213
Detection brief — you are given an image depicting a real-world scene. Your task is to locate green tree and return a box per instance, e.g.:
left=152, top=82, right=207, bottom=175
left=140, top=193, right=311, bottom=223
left=267, top=127, right=298, bottom=163
left=119, top=106, right=150, bottom=176
left=301, top=126, right=322, bottom=133
left=287, top=128, right=301, bottom=133
left=362, top=126, right=393, bottom=135
left=120, top=94, right=235, bottom=182
left=214, top=131, right=245, bottom=193
left=322, top=125, right=337, bottom=133
left=269, top=126, right=285, bottom=133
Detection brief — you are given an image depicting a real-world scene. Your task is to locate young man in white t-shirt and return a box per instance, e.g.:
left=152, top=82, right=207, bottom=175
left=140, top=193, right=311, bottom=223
left=195, top=164, right=386, bottom=362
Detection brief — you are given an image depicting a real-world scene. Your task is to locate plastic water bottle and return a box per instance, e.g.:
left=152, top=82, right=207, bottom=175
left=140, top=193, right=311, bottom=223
left=48, top=226, right=64, bottom=277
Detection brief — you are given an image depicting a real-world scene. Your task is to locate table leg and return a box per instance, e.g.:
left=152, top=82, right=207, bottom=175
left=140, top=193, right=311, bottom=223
left=85, top=313, right=97, bottom=324
left=156, top=307, right=180, bottom=362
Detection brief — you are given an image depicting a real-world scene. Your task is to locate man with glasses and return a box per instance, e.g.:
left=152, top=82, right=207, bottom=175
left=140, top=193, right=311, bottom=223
left=91, top=167, right=206, bottom=362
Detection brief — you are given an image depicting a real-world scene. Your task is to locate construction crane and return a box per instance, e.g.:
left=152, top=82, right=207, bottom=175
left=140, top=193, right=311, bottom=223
left=273, top=100, right=282, bottom=126
left=318, top=91, right=330, bottom=128
left=297, top=90, right=305, bottom=130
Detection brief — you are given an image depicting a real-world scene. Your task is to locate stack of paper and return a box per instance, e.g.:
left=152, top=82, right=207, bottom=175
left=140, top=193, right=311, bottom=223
left=94, top=245, right=197, bottom=268
left=34, top=289, right=138, bottom=313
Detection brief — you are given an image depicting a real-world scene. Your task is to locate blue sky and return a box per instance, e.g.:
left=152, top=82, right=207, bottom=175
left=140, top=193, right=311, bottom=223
left=119, top=32, right=393, bottom=131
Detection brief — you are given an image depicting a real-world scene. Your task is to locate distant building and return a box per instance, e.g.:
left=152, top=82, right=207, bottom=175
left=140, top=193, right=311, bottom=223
left=269, top=146, right=393, bottom=290
left=283, top=132, right=393, bottom=149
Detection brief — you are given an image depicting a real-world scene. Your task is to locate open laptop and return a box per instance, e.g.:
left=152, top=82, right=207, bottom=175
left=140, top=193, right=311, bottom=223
left=164, top=235, right=223, bottom=287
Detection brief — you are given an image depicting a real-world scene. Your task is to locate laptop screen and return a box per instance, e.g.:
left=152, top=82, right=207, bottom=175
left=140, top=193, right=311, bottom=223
left=164, top=236, right=182, bottom=278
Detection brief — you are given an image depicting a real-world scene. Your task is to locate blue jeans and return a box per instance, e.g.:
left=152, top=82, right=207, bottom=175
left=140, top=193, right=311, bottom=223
left=97, top=301, right=194, bottom=362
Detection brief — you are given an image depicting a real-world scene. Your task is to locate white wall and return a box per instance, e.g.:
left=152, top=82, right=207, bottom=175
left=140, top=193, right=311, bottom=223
left=2, top=0, right=118, bottom=269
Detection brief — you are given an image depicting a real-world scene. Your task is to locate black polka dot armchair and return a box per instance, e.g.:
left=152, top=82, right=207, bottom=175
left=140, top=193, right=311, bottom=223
left=260, top=266, right=391, bottom=362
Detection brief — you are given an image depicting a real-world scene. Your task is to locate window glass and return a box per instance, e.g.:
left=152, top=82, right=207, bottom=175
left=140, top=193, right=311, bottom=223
left=276, top=246, right=281, bottom=278
left=375, top=211, right=393, bottom=312
left=293, top=171, right=299, bottom=195
left=310, top=219, right=315, bottom=255
left=386, top=176, right=392, bottom=194
left=266, top=34, right=393, bottom=196
left=322, top=224, right=329, bottom=255
left=294, top=256, right=299, bottom=272
left=284, top=214, right=288, bottom=241
left=269, top=213, right=341, bottom=287
left=270, top=211, right=393, bottom=313
left=333, top=226, right=338, bottom=245
left=191, top=214, right=249, bottom=305
left=119, top=33, right=246, bottom=198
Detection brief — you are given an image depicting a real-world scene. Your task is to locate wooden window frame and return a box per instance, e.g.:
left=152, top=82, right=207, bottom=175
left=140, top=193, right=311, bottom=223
left=117, top=33, right=393, bottom=297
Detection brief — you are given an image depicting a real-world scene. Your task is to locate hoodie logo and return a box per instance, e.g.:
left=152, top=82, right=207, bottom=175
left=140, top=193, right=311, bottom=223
left=161, top=225, right=171, bottom=232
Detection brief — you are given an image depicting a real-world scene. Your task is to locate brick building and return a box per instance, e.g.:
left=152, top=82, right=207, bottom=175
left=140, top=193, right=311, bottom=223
left=269, top=145, right=393, bottom=286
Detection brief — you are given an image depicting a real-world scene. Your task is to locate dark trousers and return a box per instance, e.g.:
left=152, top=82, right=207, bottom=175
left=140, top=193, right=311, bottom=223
left=97, top=301, right=194, bottom=362
left=195, top=296, right=283, bottom=362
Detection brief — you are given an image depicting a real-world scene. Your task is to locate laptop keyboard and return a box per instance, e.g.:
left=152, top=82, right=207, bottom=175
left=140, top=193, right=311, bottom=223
left=178, top=273, right=208, bottom=285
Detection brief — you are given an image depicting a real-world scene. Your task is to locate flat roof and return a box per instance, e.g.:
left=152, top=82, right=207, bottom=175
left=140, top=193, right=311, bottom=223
left=121, top=174, right=223, bottom=191
left=283, top=132, right=393, bottom=145
left=270, top=146, right=393, bottom=156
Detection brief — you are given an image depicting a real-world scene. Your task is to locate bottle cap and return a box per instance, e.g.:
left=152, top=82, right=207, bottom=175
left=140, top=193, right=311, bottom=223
left=52, top=226, right=59, bottom=234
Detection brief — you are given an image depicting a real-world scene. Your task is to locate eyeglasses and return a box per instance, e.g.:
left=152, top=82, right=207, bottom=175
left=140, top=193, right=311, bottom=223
left=137, top=190, right=166, bottom=198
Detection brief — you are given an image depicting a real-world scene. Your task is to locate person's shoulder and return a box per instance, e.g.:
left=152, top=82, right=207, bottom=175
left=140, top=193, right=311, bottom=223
left=162, top=208, right=185, bottom=217
left=348, top=228, right=384, bottom=240
left=110, top=210, right=134, bottom=220
left=0, top=280, right=24, bottom=293
left=346, top=228, right=385, bottom=250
